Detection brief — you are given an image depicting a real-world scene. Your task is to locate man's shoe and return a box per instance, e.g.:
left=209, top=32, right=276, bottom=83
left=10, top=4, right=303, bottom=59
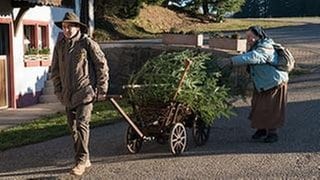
left=85, top=160, right=91, bottom=168
left=251, top=129, right=267, bottom=140
left=264, top=133, right=278, bottom=143
left=70, top=160, right=91, bottom=176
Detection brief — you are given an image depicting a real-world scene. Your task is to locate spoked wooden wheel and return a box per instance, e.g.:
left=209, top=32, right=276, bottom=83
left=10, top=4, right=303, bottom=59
left=192, top=115, right=210, bottom=146
left=169, top=123, right=187, bottom=155
left=125, top=125, right=143, bottom=154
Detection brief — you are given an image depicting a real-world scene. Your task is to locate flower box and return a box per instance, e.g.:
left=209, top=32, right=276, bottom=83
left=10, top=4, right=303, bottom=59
left=209, top=38, right=247, bottom=52
left=24, top=60, right=41, bottom=67
left=24, top=55, right=39, bottom=61
left=39, top=54, right=50, bottom=61
left=24, top=54, right=51, bottom=67
left=40, top=60, right=51, bottom=66
left=162, top=34, right=203, bottom=47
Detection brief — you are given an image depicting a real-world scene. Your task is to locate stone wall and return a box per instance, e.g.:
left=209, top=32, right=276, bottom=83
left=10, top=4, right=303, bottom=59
left=101, top=44, right=235, bottom=94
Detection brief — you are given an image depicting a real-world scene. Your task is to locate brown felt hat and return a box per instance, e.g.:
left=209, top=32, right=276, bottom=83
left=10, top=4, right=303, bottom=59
left=54, top=12, right=87, bottom=30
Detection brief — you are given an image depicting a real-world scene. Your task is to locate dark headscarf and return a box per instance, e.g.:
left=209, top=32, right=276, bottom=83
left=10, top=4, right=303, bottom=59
left=248, top=26, right=268, bottom=39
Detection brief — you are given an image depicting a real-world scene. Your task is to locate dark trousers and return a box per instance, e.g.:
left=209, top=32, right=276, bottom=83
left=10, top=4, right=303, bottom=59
left=66, top=103, right=93, bottom=164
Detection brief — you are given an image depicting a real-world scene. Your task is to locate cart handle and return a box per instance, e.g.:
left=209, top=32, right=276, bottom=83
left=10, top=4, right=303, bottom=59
left=172, top=59, right=192, bottom=101
left=96, top=95, right=146, bottom=139
left=122, top=84, right=170, bottom=89
left=96, top=94, right=122, bottom=102
left=109, top=97, right=145, bottom=139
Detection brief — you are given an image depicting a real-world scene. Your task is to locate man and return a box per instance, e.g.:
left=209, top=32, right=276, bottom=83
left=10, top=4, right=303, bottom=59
left=51, top=12, right=109, bottom=176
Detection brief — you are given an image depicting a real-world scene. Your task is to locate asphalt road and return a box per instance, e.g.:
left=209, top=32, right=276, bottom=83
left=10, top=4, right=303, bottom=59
left=265, top=23, right=320, bottom=49
left=0, top=74, right=319, bottom=179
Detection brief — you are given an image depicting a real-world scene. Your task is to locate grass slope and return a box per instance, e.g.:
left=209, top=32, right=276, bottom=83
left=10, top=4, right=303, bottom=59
left=94, top=5, right=303, bottom=40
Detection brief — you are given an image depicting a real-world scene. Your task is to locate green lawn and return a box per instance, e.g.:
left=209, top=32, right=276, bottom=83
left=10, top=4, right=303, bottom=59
left=0, top=101, right=131, bottom=151
left=135, top=18, right=303, bottom=35
left=97, top=15, right=304, bottom=40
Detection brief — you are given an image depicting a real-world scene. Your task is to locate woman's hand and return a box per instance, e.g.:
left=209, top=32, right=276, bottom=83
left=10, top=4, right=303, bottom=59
left=216, top=58, right=232, bottom=69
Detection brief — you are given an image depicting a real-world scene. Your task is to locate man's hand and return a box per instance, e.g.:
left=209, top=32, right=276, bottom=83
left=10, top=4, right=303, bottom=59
left=216, top=58, right=232, bottom=69
left=95, top=89, right=107, bottom=102
left=96, top=93, right=107, bottom=102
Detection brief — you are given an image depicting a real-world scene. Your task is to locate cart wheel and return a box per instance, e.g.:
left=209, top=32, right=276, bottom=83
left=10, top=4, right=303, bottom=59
left=192, top=115, right=210, bottom=146
left=125, top=126, right=143, bottom=154
left=169, top=123, right=187, bottom=155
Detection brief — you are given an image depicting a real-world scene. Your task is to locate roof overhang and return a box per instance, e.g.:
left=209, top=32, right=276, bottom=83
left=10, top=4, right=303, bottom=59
left=11, top=0, right=62, bottom=7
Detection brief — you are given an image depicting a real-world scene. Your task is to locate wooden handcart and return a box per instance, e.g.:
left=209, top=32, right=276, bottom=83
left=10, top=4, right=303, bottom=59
left=101, top=60, right=211, bottom=155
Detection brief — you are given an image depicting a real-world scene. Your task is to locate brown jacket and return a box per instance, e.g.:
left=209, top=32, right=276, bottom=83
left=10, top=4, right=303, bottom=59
left=51, top=32, right=109, bottom=108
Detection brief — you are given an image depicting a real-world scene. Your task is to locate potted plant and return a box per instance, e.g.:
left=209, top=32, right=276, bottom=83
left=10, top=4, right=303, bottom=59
left=24, top=47, right=51, bottom=67
left=39, top=47, right=51, bottom=66
left=162, top=28, right=203, bottom=47
left=24, top=48, right=39, bottom=59
left=24, top=48, right=41, bottom=66
left=209, top=32, right=247, bottom=52
left=39, top=47, right=50, bottom=59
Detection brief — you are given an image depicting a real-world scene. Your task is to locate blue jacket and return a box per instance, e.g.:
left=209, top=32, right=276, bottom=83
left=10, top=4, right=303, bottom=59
left=231, top=38, right=288, bottom=92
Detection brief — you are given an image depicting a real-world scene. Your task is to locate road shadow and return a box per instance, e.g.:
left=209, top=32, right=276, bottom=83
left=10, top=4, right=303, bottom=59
left=89, top=97, right=320, bottom=161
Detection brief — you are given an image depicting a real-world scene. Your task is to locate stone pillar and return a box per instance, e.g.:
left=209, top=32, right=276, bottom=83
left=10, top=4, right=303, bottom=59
left=80, top=0, right=94, bottom=37
left=88, top=0, right=94, bottom=37
left=75, top=0, right=81, bottom=17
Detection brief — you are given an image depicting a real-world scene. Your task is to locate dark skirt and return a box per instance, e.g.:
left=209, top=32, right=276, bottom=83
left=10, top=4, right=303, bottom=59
left=249, top=83, right=288, bottom=129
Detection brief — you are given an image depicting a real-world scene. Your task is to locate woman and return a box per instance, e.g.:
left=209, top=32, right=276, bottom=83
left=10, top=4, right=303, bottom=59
left=219, top=26, right=289, bottom=143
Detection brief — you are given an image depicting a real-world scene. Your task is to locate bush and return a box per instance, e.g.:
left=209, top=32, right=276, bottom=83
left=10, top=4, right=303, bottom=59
left=209, top=32, right=242, bottom=39
left=142, top=0, right=167, bottom=5
left=117, top=0, right=143, bottom=19
left=230, top=32, right=241, bottom=39
left=95, top=0, right=143, bottom=19
left=93, top=29, right=111, bottom=42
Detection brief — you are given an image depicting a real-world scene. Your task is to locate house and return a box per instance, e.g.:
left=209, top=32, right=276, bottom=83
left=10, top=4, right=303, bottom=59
left=0, top=0, right=94, bottom=109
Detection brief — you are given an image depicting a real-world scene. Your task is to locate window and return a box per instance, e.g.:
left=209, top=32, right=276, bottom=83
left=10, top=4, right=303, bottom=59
left=0, top=24, right=9, bottom=55
left=24, top=25, right=35, bottom=52
left=23, top=21, right=49, bottom=55
left=38, top=25, right=48, bottom=49
left=23, top=21, right=50, bottom=67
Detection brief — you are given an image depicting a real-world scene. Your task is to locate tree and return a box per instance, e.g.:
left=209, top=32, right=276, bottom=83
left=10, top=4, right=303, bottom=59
left=202, top=0, right=209, bottom=15
left=174, top=0, right=245, bottom=20
left=95, top=0, right=142, bottom=19
left=213, top=0, right=246, bottom=20
left=127, top=50, right=234, bottom=125
left=142, top=0, right=168, bottom=5
left=235, top=0, right=320, bottom=18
